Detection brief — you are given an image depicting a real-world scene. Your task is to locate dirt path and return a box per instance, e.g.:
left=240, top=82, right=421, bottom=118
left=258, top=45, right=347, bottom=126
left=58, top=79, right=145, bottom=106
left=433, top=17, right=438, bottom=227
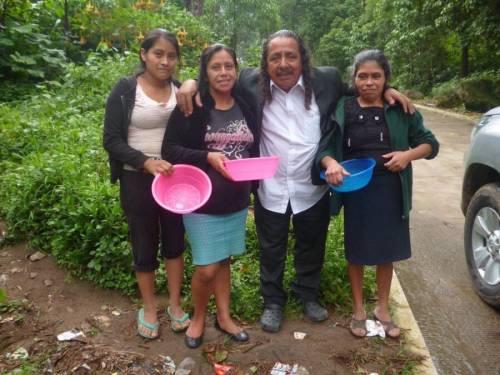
left=0, top=241, right=423, bottom=374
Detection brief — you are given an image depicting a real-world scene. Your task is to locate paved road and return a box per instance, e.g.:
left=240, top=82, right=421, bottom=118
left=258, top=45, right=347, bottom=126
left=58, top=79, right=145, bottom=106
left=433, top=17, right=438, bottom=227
left=396, top=107, right=500, bottom=374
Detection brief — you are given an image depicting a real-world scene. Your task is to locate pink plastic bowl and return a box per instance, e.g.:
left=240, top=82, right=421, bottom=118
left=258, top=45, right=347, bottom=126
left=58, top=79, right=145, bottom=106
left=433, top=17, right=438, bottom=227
left=151, top=164, right=212, bottom=214
left=224, top=156, right=280, bottom=181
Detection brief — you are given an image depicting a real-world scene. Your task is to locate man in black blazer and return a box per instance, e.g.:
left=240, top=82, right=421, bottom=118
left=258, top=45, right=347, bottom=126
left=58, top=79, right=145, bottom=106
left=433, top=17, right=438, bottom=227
left=237, top=31, right=345, bottom=332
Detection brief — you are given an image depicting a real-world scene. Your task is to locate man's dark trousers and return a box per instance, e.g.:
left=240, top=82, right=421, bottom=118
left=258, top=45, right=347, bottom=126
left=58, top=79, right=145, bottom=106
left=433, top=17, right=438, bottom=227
left=254, top=192, right=331, bottom=308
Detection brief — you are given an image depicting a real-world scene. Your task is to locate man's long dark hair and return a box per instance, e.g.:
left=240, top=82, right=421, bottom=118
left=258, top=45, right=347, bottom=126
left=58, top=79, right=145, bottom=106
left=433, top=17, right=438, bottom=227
left=259, top=30, right=314, bottom=110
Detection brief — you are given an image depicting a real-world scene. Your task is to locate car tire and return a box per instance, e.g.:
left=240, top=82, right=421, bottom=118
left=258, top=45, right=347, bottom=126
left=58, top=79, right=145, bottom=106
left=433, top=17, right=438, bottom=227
left=464, top=183, right=500, bottom=308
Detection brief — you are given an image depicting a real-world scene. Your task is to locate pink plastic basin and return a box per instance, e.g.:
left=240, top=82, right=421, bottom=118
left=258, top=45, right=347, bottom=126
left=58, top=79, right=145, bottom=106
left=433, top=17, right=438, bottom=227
left=151, top=164, right=212, bottom=214
left=224, top=156, right=280, bottom=181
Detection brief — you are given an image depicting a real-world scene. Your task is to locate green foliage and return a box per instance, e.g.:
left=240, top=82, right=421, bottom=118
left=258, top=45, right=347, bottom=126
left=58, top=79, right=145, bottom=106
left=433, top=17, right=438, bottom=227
left=0, top=288, right=6, bottom=304
left=0, top=1, right=212, bottom=82
left=202, top=0, right=281, bottom=61
left=229, top=215, right=263, bottom=320
left=73, top=1, right=213, bottom=68
left=281, top=0, right=361, bottom=56
left=4, top=364, right=41, bottom=375
left=431, top=70, right=500, bottom=112
left=315, top=6, right=364, bottom=77
left=308, top=0, right=499, bottom=93
left=430, top=79, right=462, bottom=108
left=0, top=81, right=35, bottom=103
left=0, top=20, right=66, bottom=79
left=458, top=71, right=500, bottom=111
left=239, top=40, right=263, bottom=69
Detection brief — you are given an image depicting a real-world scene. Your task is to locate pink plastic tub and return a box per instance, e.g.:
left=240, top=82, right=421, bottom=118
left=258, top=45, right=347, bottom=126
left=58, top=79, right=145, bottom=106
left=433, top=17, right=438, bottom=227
left=224, top=156, right=280, bottom=181
left=151, top=164, right=212, bottom=214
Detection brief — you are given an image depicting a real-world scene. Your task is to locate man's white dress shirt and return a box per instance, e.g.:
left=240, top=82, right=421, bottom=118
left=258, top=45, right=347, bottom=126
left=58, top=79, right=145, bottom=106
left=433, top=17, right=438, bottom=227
left=257, top=77, right=328, bottom=214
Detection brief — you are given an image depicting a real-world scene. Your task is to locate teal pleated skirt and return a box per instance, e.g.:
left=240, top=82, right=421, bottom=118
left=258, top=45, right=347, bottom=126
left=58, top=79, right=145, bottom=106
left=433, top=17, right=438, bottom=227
left=183, top=208, right=248, bottom=265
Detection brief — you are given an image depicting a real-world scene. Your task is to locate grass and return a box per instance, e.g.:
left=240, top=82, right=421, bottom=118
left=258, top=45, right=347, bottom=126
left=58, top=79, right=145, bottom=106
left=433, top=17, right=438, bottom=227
left=331, top=338, right=426, bottom=374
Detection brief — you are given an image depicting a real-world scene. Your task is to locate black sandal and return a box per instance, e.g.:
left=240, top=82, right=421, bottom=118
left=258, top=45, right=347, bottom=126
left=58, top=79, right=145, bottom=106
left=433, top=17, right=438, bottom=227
left=373, top=312, right=400, bottom=338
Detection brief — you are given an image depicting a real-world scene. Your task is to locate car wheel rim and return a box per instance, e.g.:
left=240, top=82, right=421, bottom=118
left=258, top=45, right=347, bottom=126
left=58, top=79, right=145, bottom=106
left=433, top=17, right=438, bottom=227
left=472, top=207, right=500, bottom=286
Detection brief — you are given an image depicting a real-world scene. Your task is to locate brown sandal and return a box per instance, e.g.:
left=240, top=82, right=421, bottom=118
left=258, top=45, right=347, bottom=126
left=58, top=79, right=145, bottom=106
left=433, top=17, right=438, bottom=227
left=349, top=316, right=367, bottom=338
left=373, top=312, right=400, bottom=338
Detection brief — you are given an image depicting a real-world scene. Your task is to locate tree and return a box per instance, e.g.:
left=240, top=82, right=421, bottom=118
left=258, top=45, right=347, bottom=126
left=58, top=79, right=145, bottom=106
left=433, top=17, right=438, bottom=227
left=202, top=0, right=280, bottom=63
left=280, top=0, right=361, bottom=54
left=183, top=0, right=204, bottom=16
left=435, top=0, right=500, bottom=77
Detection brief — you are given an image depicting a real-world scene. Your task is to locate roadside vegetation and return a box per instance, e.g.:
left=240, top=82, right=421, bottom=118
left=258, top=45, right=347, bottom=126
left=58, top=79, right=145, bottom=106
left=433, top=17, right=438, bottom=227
left=284, top=0, right=500, bottom=111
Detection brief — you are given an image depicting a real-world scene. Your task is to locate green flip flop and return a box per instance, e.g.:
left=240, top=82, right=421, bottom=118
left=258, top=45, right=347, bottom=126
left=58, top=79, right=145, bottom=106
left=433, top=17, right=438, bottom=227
left=167, top=306, right=190, bottom=333
left=137, top=308, right=159, bottom=339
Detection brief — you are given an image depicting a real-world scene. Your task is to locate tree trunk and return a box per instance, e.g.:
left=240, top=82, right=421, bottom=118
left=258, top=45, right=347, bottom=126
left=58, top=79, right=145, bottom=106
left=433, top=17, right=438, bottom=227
left=230, top=1, right=237, bottom=50
left=192, top=0, right=203, bottom=16
left=460, top=43, right=469, bottom=77
left=0, top=1, right=7, bottom=28
left=184, top=0, right=203, bottom=16
left=63, top=0, right=70, bottom=34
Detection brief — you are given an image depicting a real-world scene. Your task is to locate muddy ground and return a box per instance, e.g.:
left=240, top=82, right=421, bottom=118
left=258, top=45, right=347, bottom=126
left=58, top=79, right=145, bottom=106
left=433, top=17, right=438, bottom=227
left=0, top=241, right=424, bottom=374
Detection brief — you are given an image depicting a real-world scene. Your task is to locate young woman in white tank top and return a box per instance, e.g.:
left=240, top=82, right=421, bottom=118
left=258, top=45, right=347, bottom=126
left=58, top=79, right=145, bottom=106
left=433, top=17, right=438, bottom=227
left=103, top=29, right=190, bottom=339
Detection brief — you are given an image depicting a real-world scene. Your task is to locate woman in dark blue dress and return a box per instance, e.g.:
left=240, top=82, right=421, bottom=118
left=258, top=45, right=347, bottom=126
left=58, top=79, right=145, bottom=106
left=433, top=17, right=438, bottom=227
left=320, top=50, right=439, bottom=338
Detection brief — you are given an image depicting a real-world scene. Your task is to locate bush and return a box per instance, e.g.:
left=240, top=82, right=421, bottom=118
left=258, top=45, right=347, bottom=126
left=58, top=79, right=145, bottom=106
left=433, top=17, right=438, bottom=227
left=430, top=79, right=462, bottom=108
left=0, top=20, right=66, bottom=80
left=1, top=1, right=211, bottom=83
left=458, top=71, right=500, bottom=112
left=73, top=2, right=213, bottom=69
left=431, top=71, right=500, bottom=112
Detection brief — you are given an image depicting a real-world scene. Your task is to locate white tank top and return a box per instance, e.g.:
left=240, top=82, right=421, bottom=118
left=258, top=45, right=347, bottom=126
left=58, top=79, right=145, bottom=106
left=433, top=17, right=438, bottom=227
left=124, top=81, right=177, bottom=171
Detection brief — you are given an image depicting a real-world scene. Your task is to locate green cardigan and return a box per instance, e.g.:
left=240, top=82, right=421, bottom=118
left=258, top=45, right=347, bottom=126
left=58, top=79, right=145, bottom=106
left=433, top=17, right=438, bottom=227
left=317, top=96, right=439, bottom=219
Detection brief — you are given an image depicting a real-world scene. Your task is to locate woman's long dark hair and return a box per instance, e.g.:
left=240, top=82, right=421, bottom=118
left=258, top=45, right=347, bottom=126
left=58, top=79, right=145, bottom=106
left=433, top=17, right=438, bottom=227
left=352, top=49, right=391, bottom=91
left=198, top=43, right=238, bottom=108
left=259, top=30, right=314, bottom=110
left=138, top=28, right=181, bottom=75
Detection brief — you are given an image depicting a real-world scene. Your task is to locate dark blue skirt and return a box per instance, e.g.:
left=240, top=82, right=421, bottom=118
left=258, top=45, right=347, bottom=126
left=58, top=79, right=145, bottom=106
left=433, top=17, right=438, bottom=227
left=343, top=172, right=411, bottom=265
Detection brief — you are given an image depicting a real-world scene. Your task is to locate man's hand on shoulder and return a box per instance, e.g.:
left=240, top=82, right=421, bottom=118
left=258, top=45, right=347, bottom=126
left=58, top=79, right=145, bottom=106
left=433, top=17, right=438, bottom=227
left=384, top=88, right=415, bottom=114
left=176, top=79, right=202, bottom=116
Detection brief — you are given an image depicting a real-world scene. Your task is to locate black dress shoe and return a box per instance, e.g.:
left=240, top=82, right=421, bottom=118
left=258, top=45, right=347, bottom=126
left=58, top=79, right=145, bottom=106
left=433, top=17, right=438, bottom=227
left=214, top=320, right=250, bottom=342
left=184, top=333, right=204, bottom=349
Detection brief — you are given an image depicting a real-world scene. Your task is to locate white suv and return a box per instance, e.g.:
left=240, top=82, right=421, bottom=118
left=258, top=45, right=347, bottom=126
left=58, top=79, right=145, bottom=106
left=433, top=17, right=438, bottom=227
left=462, top=106, right=500, bottom=308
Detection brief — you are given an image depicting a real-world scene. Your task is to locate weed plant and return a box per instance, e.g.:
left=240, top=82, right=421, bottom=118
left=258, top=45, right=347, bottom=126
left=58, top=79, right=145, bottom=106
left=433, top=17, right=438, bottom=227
left=0, top=54, right=375, bottom=321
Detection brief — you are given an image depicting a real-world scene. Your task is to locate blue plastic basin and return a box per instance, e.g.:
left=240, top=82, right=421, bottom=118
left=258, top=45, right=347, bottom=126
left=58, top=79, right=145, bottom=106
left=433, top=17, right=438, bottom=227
left=320, top=158, right=376, bottom=193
